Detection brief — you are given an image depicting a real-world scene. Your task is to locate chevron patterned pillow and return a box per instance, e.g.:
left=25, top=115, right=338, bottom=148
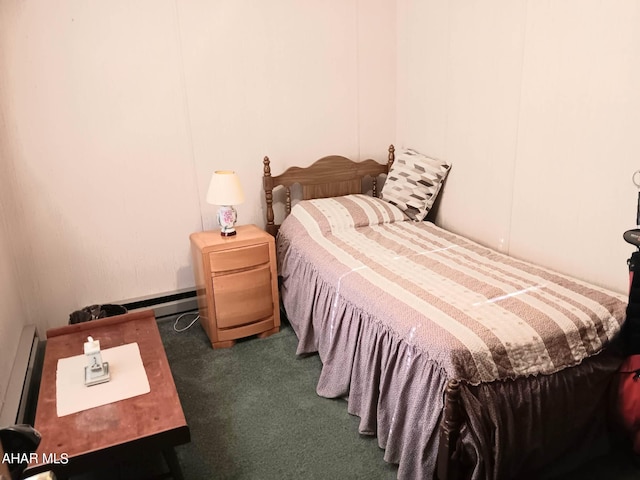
left=381, top=149, right=451, bottom=221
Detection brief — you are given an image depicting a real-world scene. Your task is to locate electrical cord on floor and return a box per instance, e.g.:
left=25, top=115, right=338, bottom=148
left=173, top=312, right=200, bottom=332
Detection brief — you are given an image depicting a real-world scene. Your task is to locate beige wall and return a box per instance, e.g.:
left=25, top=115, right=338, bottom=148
left=177, top=0, right=396, bottom=230
left=0, top=0, right=396, bottom=338
left=0, top=19, right=30, bottom=411
left=397, top=0, right=640, bottom=294
left=0, top=0, right=203, bottom=336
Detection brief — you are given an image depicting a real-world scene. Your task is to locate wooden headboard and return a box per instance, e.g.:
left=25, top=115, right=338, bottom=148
left=263, top=145, right=395, bottom=236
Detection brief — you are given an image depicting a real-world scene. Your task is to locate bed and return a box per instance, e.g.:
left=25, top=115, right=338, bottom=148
left=262, top=146, right=628, bottom=479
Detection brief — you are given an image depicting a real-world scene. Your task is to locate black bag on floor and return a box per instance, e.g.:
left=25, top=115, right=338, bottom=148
left=68, top=304, right=127, bottom=325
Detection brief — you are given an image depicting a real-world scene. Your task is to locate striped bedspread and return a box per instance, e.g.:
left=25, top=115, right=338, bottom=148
left=278, top=194, right=627, bottom=385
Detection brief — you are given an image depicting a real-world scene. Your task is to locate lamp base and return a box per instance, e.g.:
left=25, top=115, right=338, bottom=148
left=217, top=205, right=238, bottom=237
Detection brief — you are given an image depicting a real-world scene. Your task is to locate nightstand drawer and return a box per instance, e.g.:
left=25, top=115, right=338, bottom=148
left=209, top=243, right=269, bottom=273
left=212, top=265, right=273, bottom=329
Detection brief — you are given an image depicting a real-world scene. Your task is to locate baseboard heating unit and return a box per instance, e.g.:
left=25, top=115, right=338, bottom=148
left=0, top=325, right=40, bottom=428
left=118, top=287, right=198, bottom=320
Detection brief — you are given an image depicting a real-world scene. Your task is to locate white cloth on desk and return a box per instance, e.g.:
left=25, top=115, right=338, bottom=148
left=56, top=342, right=150, bottom=417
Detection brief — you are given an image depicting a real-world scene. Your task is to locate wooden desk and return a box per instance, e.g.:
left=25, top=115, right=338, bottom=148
left=24, top=310, right=190, bottom=479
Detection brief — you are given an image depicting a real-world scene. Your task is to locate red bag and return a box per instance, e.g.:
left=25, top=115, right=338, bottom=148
left=616, top=354, right=640, bottom=454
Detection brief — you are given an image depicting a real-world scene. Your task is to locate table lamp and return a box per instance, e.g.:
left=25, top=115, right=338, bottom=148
left=206, top=170, right=245, bottom=236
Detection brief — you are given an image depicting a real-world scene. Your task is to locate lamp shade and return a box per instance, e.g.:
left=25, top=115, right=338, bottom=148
left=206, top=170, right=245, bottom=206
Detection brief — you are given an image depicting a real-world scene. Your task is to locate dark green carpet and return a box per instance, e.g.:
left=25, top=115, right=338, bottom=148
left=159, top=317, right=398, bottom=480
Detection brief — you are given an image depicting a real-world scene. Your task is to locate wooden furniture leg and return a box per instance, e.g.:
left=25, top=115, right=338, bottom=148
left=257, top=326, right=280, bottom=339
left=163, top=447, right=184, bottom=480
left=212, top=340, right=236, bottom=349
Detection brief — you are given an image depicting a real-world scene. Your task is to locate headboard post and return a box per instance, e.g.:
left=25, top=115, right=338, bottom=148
left=263, top=156, right=277, bottom=236
left=388, top=144, right=395, bottom=169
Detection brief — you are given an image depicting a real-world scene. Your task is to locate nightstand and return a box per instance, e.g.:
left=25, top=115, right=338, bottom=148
left=189, top=224, right=281, bottom=348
